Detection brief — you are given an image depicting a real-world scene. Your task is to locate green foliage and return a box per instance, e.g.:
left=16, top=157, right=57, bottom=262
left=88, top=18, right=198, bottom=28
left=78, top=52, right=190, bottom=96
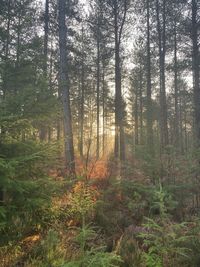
left=149, top=184, right=178, bottom=218
left=0, top=141, right=62, bottom=244
left=29, top=230, right=65, bottom=267
left=139, top=218, right=191, bottom=267
left=68, top=181, right=97, bottom=226
left=182, top=219, right=200, bottom=267
left=119, top=235, right=143, bottom=267
left=64, top=223, right=122, bottom=267
left=63, top=251, right=122, bottom=267
left=75, top=224, right=97, bottom=252
left=66, top=185, right=123, bottom=267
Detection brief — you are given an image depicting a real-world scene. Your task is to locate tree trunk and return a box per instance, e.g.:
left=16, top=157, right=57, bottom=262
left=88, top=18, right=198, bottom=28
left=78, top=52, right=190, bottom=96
left=156, top=0, right=168, bottom=150
left=58, top=0, right=75, bottom=174
left=161, top=0, right=168, bottom=147
left=192, top=0, right=200, bottom=145
left=102, top=60, right=105, bottom=155
left=134, top=89, right=139, bottom=145
left=79, top=27, right=85, bottom=158
left=96, top=19, right=100, bottom=159
left=114, top=1, right=125, bottom=161
left=0, top=0, right=11, bottom=143
left=44, top=0, right=49, bottom=76
left=79, top=60, right=85, bottom=157
left=39, top=0, right=50, bottom=142
left=146, top=0, right=154, bottom=154
left=3, top=0, right=11, bottom=99
left=174, top=19, right=180, bottom=151
left=139, top=68, right=144, bottom=145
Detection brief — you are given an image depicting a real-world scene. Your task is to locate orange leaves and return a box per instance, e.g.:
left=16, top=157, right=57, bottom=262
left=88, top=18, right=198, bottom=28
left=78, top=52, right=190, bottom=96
left=75, top=158, right=109, bottom=180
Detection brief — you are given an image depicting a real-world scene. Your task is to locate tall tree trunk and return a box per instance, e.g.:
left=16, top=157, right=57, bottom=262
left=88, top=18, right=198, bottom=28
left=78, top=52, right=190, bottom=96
left=146, top=0, right=154, bottom=154
left=79, top=27, right=85, bottom=158
left=79, top=65, right=85, bottom=157
left=114, top=1, right=126, bottom=161
left=40, top=0, right=50, bottom=141
left=134, top=89, right=139, bottom=145
left=96, top=19, right=100, bottom=159
left=179, top=95, right=184, bottom=153
left=102, top=60, right=105, bottom=155
left=174, top=19, right=180, bottom=151
left=161, top=0, right=168, bottom=147
left=0, top=0, right=11, bottom=203
left=58, top=0, right=75, bottom=174
left=156, top=0, right=168, bottom=149
left=44, top=0, right=49, bottom=77
left=192, top=0, right=200, bottom=145
left=16, top=11, right=21, bottom=68
left=183, top=96, right=188, bottom=153
left=114, top=24, right=120, bottom=158
left=3, top=0, right=11, bottom=99
left=139, top=67, right=144, bottom=145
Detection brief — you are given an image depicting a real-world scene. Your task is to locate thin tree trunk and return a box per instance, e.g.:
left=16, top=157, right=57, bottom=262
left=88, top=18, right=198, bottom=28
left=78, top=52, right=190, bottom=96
left=134, top=90, right=139, bottom=145
left=114, top=16, right=120, bottom=158
left=3, top=0, right=11, bottom=99
left=192, top=0, right=200, bottom=145
left=179, top=95, right=184, bottom=153
left=58, top=0, right=75, bottom=174
left=102, top=60, right=105, bottom=155
left=146, top=0, right=154, bottom=154
left=156, top=0, right=168, bottom=149
left=44, top=0, right=49, bottom=76
left=16, top=13, right=21, bottom=67
left=79, top=27, right=85, bottom=158
left=0, top=0, right=11, bottom=203
left=114, top=1, right=126, bottom=161
left=40, top=0, right=50, bottom=141
left=161, top=0, right=168, bottom=147
left=174, top=19, right=180, bottom=151
left=96, top=18, right=100, bottom=159
left=80, top=61, right=84, bottom=157
left=139, top=68, right=144, bottom=145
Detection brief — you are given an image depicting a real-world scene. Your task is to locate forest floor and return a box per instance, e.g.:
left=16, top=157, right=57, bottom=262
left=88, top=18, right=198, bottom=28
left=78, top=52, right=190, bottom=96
left=1, top=156, right=146, bottom=266
left=1, top=155, right=200, bottom=267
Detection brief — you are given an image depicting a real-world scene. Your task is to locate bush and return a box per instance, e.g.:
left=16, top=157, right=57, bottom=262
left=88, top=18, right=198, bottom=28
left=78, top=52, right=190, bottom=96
left=0, top=141, right=62, bottom=244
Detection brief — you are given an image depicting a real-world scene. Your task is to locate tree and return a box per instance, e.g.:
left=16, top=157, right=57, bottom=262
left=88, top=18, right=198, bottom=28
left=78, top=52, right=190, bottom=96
left=192, top=0, right=200, bottom=145
left=156, top=0, right=169, bottom=149
left=146, top=0, right=154, bottom=155
left=102, top=0, right=130, bottom=161
left=58, top=0, right=75, bottom=174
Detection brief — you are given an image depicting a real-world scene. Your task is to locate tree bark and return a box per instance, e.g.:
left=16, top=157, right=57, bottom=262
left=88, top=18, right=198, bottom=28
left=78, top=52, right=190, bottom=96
left=134, top=88, right=139, bottom=145
left=174, top=19, right=180, bottom=151
left=192, top=0, right=200, bottom=145
left=58, top=0, right=75, bottom=174
left=161, top=0, right=168, bottom=147
left=44, top=0, right=49, bottom=77
left=146, top=0, right=154, bottom=154
left=40, top=0, right=50, bottom=142
left=102, top=60, right=105, bottom=155
left=79, top=27, right=85, bottom=158
left=113, top=0, right=126, bottom=161
left=96, top=18, right=100, bottom=159
left=156, top=0, right=169, bottom=149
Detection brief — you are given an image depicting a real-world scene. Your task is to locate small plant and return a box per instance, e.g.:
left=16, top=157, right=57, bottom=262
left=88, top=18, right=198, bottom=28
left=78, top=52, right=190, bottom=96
left=139, top=217, right=191, bottom=267
left=26, top=229, right=65, bottom=267
left=68, top=181, right=98, bottom=227
left=75, top=224, right=97, bottom=253
left=64, top=180, right=122, bottom=267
